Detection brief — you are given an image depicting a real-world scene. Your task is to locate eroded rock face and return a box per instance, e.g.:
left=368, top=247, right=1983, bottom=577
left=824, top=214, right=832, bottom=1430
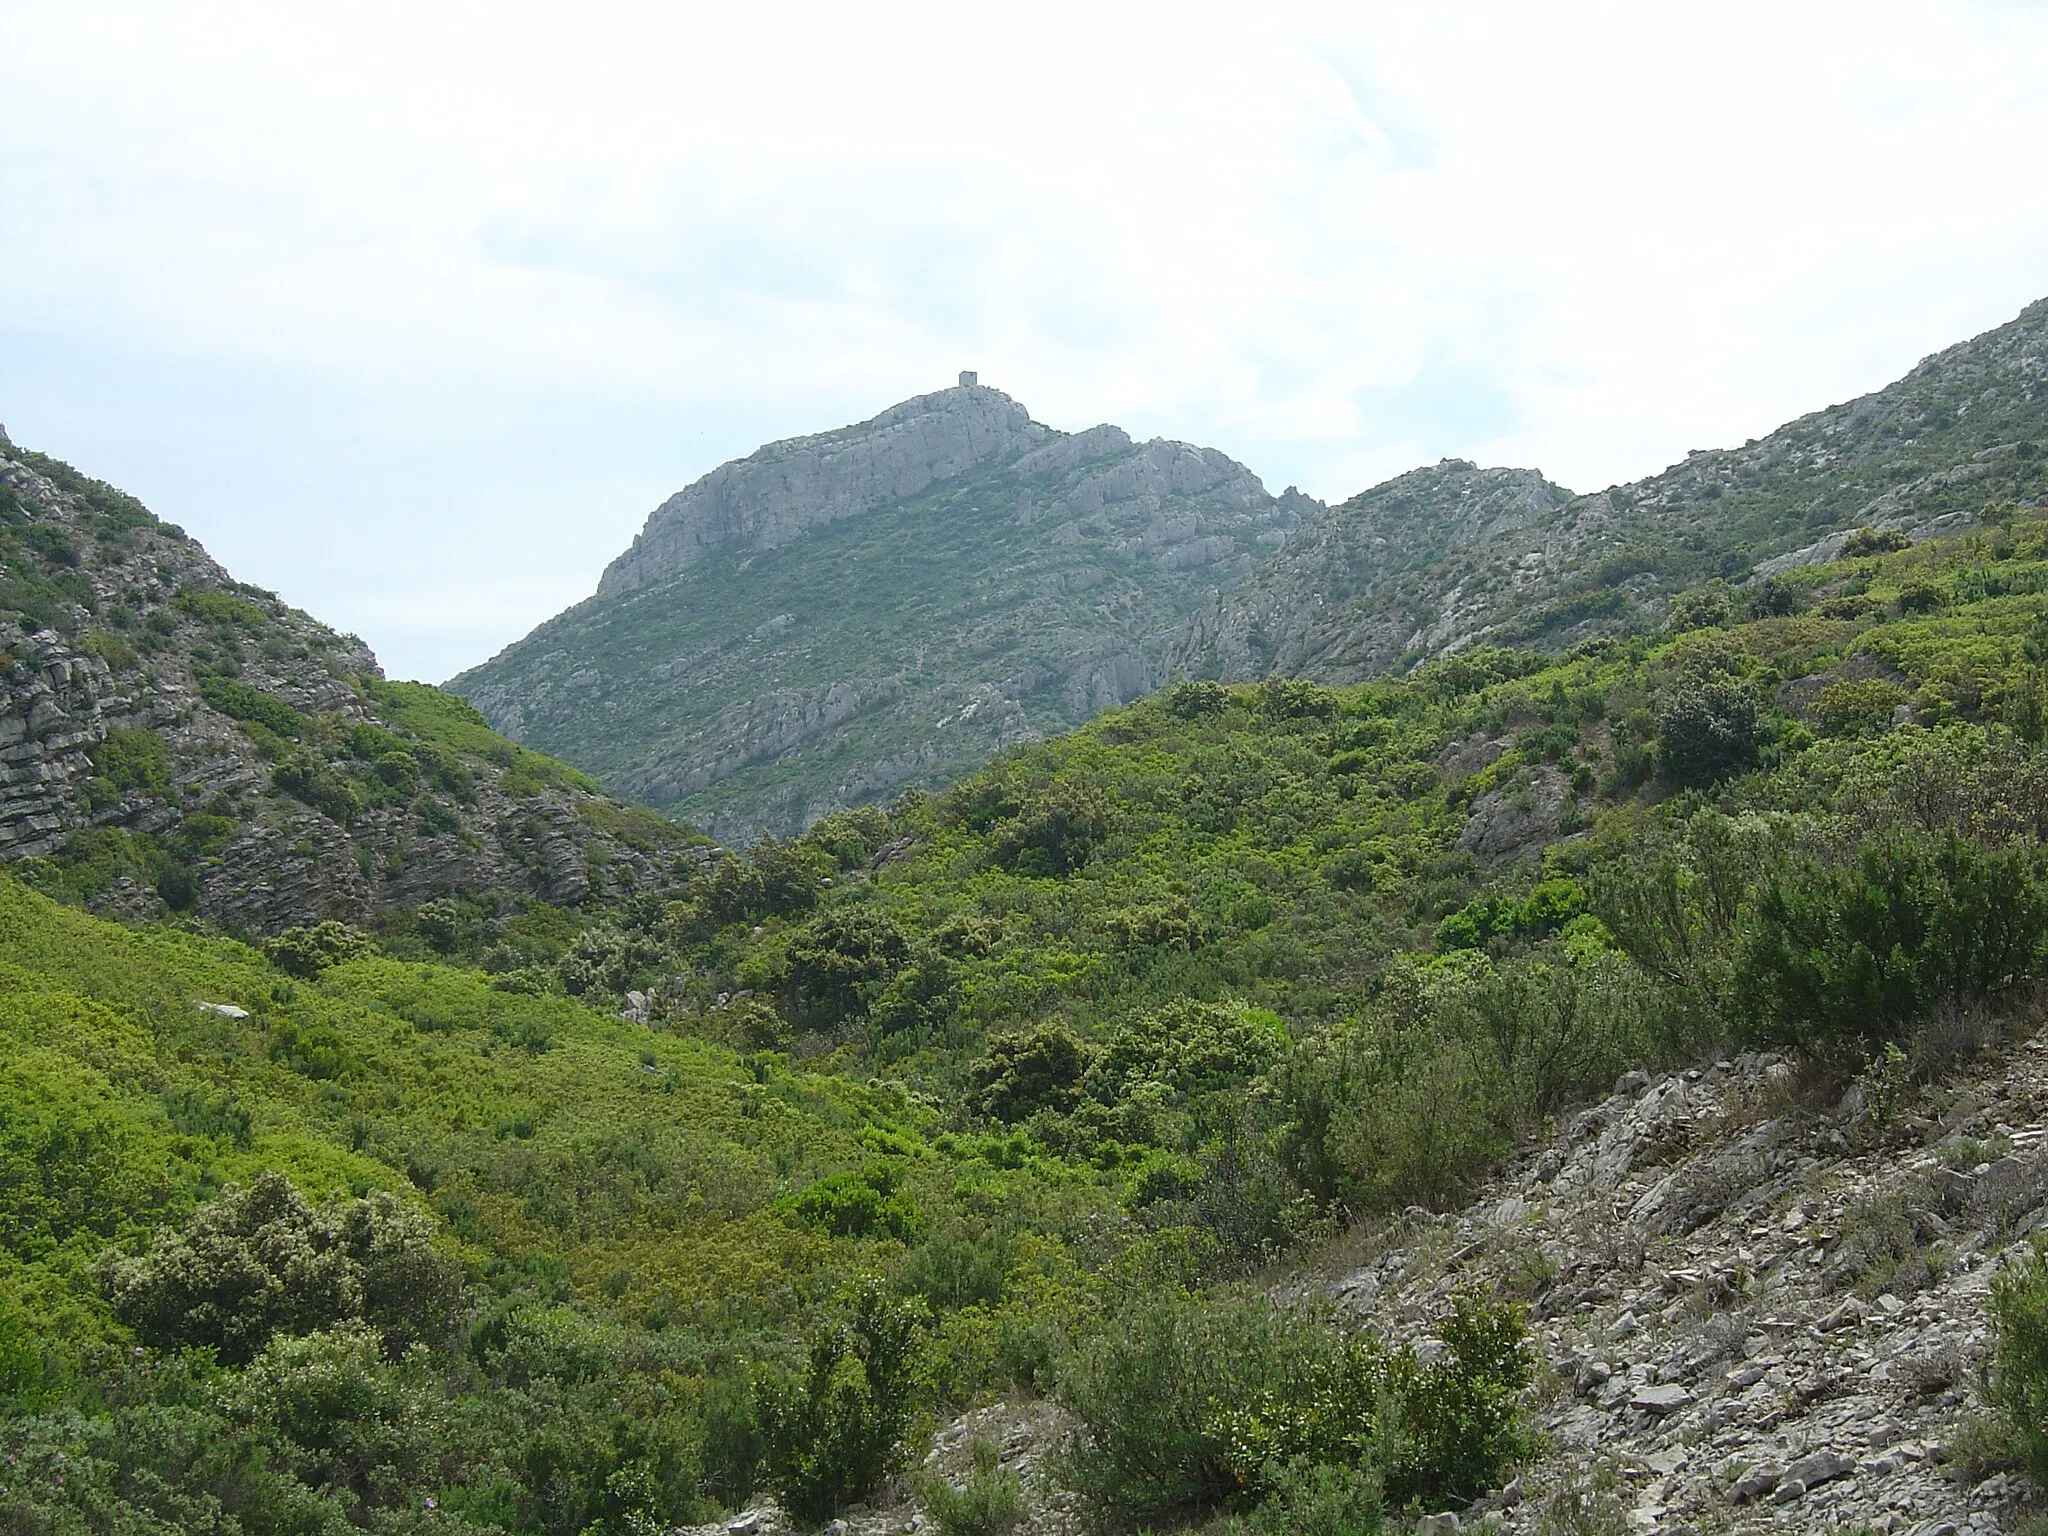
left=454, top=384, right=1312, bottom=841
left=0, top=438, right=716, bottom=932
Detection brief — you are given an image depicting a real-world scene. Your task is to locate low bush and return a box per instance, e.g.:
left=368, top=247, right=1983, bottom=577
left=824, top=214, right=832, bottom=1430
left=913, top=1439, right=1025, bottom=1536
left=1052, top=1286, right=1529, bottom=1525
left=264, top=921, right=377, bottom=980
left=1657, top=679, right=1764, bottom=785
left=1737, top=831, right=2048, bottom=1048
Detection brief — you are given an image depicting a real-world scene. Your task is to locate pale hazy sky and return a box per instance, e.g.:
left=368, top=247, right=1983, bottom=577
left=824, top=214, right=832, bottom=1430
left=5, top=1, right=2047, bottom=681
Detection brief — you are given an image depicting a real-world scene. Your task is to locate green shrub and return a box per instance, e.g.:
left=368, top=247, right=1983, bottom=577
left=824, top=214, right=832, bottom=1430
left=1736, top=831, right=2048, bottom=1047
left=759, top=1282, right=929, bottom=1524
left=789, top=1164, right=922, bottom=1242
left=785, top=906, right=911, bottom=1023
left=987, top=780, right=1114, bottom=877
left=198, top=674, right=302, bottom=738
left=174, top=588, right=268, bottom=626
left=1812, top=677, right=1909, bottom=737
left=1843, top=526, right=1913, bottom=557
left=274, top=754, right=359, bottom=821
left=1054, top=1287, right=1529, bottom=1524
left=896, top=1228, right=1015, bottom=1311
left=913, top=1439, right=1026, bottom=1536
left=90, top=728, right=171, bottom=797
left=1209, top=1460, right=1385, bottom=1536
left=969, top=1024, right=1094, bottom=1122
left=264, top=921, right=377, bottom=980
left=1092, top=997, right=1284, bottom=1103
left=1656, top=680, right=1763, bottom=785
left=101, top=1173, right=465, bottom=1365
left=1982, top=1241, right=2048, bottom=1488
left=1380, top=1293, right=1535, bottom=1507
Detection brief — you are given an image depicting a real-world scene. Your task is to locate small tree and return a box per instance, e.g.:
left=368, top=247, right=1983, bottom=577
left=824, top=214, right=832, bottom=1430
left=102, top=1173, right=463, bottom=1364
left=263, top=921, right=376, bottom=980
left=1656, top=680, right=1763, bottom=785
left=759, top=1283, right=929, bottom=1523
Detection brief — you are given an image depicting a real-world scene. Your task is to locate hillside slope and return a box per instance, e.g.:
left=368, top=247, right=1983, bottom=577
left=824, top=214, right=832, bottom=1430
left=10, top=489, right=2048, bottom=1532
left=449, top=382, right=1314, bottom=842
left=0, top=433, right=711, bottom=932
left=1169, top=295, right=2048, bottom=683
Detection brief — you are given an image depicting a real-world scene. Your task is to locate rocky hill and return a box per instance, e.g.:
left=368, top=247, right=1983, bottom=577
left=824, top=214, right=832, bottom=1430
left=449, top=381, right=1315, bottom=842
left=0, top=431, right=712, bottom=932
left=1169, top=296, right=2048, bottom=684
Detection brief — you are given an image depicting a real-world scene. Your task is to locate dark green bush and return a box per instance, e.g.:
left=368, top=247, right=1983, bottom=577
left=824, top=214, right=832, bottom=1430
left=198, top=674, right=302, bottom=738
left=986, top=780, right=1114, bottom=877
left=1379, top=1293, right=1535, bottom=1507
left=785, top=906, right=911, bottom=1023
left=1736, top=831, right=2048, bottom=1047
left=968, top=1023, right=1094, bottom=1122
left=1982, top=1240, right=2048, bottom=1487
left=1656, top=679, right=1763, bottom=785
left=1053, top=1287, right=1529, bottom=1525
left=264, top=921, right=377, bottom=980
left=273, top=755, right=359, bottom=822
left=101, top=1173, right=465, bottom=1365
left=759, top=1283, right=929, bottom=1524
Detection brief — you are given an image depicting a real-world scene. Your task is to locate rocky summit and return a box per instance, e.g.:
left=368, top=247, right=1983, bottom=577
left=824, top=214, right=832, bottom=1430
left=451, top=380, right=1313, bottom=842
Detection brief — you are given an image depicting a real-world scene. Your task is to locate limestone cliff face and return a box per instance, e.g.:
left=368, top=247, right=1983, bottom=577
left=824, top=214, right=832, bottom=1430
left=597, top=386, right=1047, bottom=598
left=0, top=436, right=714, bottom=932
left=1169, top=296, right=2048, bottom=686
left=454, top=384, right=1312, bottom=842
left=1166, top=461, right=1576, bottom=684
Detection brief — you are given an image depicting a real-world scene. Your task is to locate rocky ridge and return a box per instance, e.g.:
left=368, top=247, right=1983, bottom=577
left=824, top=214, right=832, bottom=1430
left=1169, top=296, right=2048, bottom=685
left=453, top=383, right=1314, bottom=842
left=0, top=434, right=714, bottom=932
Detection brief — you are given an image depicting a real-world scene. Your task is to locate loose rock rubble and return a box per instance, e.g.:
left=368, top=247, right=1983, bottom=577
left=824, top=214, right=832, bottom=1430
left=1317, top=1035, right=2048, bottom=1534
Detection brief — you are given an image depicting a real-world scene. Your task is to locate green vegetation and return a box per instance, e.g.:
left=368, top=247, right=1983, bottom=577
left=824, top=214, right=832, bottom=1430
left=913, top=1439, right=1026, bottom=1536
left=1981, top=1240, right=2048, bottom=1486
left=9, top=449, right=2048, bottom=1529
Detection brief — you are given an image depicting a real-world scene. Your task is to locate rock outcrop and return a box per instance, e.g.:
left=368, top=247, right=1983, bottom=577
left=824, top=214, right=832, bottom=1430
left=1321, top=1038, right=2048, bottom=1533
left=597, top=385, right=1046, bottom=597
left=0, top=439, right=716, bottom=932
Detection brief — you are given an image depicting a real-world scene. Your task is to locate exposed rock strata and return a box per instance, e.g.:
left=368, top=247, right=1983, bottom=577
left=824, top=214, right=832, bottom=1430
left=0, top=439, right=716, bottom=932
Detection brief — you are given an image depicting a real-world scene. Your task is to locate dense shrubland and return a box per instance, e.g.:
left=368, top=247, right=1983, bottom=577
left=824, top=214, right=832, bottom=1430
left=9, top=509, right=2048, bottom=1530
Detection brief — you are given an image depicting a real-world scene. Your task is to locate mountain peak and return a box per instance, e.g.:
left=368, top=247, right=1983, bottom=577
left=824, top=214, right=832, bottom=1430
left=595, top=384, right=1046, bottom=599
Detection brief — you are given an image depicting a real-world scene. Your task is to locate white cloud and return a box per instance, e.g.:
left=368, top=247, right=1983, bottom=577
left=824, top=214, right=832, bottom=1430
left=4, top=0, right=2046, bottom=679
